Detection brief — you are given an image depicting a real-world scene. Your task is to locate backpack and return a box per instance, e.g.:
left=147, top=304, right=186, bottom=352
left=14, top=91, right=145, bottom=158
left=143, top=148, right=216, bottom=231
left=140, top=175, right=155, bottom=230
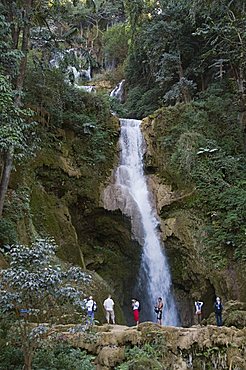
left=92, top=302, right=97, bottom=312
left=138, top=301, right=141, bottom=312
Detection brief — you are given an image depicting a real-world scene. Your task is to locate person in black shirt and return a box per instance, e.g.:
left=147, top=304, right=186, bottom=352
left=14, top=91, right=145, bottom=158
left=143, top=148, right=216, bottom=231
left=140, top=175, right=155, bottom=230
left=214, top=296, right=223, bottom=326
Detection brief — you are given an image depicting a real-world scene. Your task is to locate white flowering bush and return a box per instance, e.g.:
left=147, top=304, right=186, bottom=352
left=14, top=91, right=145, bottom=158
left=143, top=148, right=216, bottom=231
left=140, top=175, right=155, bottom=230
left=0, top=238, right=91, bottom=370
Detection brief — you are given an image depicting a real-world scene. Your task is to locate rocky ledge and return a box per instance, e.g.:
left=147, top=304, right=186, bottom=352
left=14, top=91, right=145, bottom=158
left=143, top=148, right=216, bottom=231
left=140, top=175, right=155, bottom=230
left=56, top=322, right=246, bottom=369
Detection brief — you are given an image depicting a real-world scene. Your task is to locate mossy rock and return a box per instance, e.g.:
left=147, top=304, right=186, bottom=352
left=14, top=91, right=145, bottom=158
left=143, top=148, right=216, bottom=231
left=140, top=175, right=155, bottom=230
left=30, top=184, right=81, bottom=263
left=128, top=358, right=163, bottom=370
left=205, top=300, right=246, bottom=328
left=224, top=310, right=246, bottom=329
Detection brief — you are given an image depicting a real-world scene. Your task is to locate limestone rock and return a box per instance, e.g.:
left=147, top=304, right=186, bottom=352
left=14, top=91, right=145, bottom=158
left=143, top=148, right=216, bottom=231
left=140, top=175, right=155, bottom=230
left=59, top=323, right=246, bottom=369
left=96, top=346, right=125, bottom=368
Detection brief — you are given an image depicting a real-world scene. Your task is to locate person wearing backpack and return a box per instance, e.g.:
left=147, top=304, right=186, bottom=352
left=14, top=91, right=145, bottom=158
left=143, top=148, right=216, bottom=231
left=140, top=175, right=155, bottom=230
left=86, top=295, right=97, bottom=325
left=214, top=297, right=223, bottom=326
left=154, top=297, right=164, bottom=325
left=194, top=300, right=204, bottom=324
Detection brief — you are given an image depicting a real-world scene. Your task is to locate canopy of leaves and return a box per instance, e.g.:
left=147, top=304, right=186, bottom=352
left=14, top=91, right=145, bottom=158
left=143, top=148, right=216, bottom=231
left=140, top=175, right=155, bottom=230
left=0, top=239, right=90, bottom=316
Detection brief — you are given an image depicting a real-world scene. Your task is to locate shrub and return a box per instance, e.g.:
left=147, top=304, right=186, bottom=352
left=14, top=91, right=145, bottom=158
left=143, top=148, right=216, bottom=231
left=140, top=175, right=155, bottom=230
left=0, top=218, right=17, bottom=246
left=33, top=342, right=95, bottom=370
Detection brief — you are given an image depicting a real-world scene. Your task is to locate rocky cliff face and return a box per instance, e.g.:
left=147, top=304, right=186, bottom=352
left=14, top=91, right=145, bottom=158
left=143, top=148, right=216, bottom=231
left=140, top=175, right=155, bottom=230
left=141, top=109, right=246, bottom=327
left=1, top=110, right=142, bottom=324
left=58, top=322, right=246, bottom=369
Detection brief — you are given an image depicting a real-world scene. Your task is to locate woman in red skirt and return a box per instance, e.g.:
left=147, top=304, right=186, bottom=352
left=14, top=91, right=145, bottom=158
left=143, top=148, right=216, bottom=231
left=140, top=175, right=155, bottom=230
left=132, top=299, right=140, bottom=325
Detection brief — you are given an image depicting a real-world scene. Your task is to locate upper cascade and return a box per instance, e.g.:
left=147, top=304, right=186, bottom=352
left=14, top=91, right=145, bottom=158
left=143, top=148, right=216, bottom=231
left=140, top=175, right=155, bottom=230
left=49, top=49, right=94, bottom=92
left=110, top=79, right=125, bottom=102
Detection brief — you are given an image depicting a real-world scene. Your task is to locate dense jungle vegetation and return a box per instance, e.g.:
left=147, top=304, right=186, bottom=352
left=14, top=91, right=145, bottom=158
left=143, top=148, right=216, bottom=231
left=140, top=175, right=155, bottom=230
left=0, top=0, right=246, bottom=369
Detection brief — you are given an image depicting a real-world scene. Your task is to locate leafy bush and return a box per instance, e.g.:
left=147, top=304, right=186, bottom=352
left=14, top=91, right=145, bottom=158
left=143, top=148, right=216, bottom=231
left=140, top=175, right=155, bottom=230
left=0, top=345, right=23, bottom=370
left=33, top=342, right=95, bottom=370
left=0, top=218, right=17, bottom=246
left=124, top=85, right=161, bottom=118
left=103, top=23, right=129, bottom=68
left=116, top=344, right=162, bottom=370
left=0, top=239, right=90, bottom=370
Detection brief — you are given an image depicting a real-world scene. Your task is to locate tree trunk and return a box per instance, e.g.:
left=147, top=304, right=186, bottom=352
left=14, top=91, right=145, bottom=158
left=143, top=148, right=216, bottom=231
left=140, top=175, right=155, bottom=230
left=23, top=352, right=32, bottom=370
left=20, top=321, right=34, bottom=370
left=0, top=151, right=13, bottom=217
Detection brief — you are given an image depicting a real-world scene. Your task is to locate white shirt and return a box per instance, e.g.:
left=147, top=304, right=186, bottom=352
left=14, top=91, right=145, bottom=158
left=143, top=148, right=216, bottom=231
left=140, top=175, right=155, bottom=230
left=133, top=301, right=139, bottom=310
left=86, top=299, right=94, bottom=311
left=195, top=301, right=203, bottom=313
left=103, top=297, right=114, bottom=311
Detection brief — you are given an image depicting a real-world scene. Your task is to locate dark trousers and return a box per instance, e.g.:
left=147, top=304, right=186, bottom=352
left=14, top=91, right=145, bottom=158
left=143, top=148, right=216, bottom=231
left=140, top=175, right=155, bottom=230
left=197, top=313, right=202, bottom=324
left=215, top=312, right=222, bottom=326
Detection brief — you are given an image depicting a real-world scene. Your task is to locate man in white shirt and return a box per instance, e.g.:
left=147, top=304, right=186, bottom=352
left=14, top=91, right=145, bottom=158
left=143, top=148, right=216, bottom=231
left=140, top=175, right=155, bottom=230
left=194, top=300, right=204, bottom=324
left=103, top=295, right=115, bottom=324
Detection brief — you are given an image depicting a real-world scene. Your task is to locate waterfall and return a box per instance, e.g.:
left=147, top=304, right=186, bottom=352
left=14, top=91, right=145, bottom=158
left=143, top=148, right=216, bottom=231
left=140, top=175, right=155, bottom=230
left=104, top=118, right=178, bottom=325
left=110, top=79, right=125, bottom=102
left=50, top=49, right=93, bottom=90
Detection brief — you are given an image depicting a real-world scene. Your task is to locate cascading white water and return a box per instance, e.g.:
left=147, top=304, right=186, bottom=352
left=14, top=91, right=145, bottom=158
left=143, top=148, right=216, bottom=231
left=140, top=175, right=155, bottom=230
left=110, top=79, right=125, bottom=102
left=115, top=118, right=178, bottom=325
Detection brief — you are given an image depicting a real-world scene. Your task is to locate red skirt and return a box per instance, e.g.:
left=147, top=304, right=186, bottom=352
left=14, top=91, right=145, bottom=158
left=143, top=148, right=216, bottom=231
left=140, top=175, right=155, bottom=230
left=133, top=309, right=139, bottom=322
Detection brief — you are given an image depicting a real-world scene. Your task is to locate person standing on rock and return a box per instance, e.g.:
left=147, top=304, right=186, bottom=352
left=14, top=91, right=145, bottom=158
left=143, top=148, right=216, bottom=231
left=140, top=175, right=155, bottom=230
left=103, top=295, right=115, bottom=324
left=132, top=299, right=140, bottom=326
left=154, top=297, right=164, bottom=325
left=214, top=297, right=223, bottom=326
left=194, top=300, right=204, bottom=325
left=86, top=295, right=97, bottom=326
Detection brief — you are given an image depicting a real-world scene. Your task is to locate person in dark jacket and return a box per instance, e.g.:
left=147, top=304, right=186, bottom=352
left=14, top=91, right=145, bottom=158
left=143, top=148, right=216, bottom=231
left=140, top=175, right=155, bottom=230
left=214, top=296, right=223, bottom=326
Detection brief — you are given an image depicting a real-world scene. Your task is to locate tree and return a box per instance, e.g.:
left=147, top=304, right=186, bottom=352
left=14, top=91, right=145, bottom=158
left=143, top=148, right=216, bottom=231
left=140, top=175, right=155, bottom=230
left=102, top=23, right=129, bottom=68
left=0, top=239, right=90, bottom=370
left=192, top=0, right=246, bottom=127
left=125, top=0, right=198, bottom=105
left=0, top=74, right=35, bottom=216
left=0, top=1, right=39, bottom=217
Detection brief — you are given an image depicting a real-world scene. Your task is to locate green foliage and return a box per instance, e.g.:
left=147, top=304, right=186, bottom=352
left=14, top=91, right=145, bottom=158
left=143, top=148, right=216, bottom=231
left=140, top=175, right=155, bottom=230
left=124, top=85, right=161, bottom=118
left=0, top=218, right=17, bottom=246
left=152, top=85, right=246, bottom=268
left=0, top=345, right=23, bottom=370
left=24, top=63, right=112, bottom=129
left=0, top=333, right=96, bottom=370
left=0, top=239, right=91, bottom=370
left=103, top=23, right=129, bottom=67
left=0, top=15, right=22, bottom=76
left=124, top=0, right=198, bottom=109
left=33, top=342, right=95, bottom=370
left=123, top=0, right=246, bottom=114
left=0, top=74, right=36, bottom=160
left=116, top=344, right=162, bottom=370
left=109, top=96, right=128, bottom=117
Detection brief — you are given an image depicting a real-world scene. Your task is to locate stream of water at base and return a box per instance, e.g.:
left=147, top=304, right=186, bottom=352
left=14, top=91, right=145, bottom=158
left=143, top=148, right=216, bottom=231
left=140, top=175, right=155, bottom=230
left=116, top=118, right=178, bottom=325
